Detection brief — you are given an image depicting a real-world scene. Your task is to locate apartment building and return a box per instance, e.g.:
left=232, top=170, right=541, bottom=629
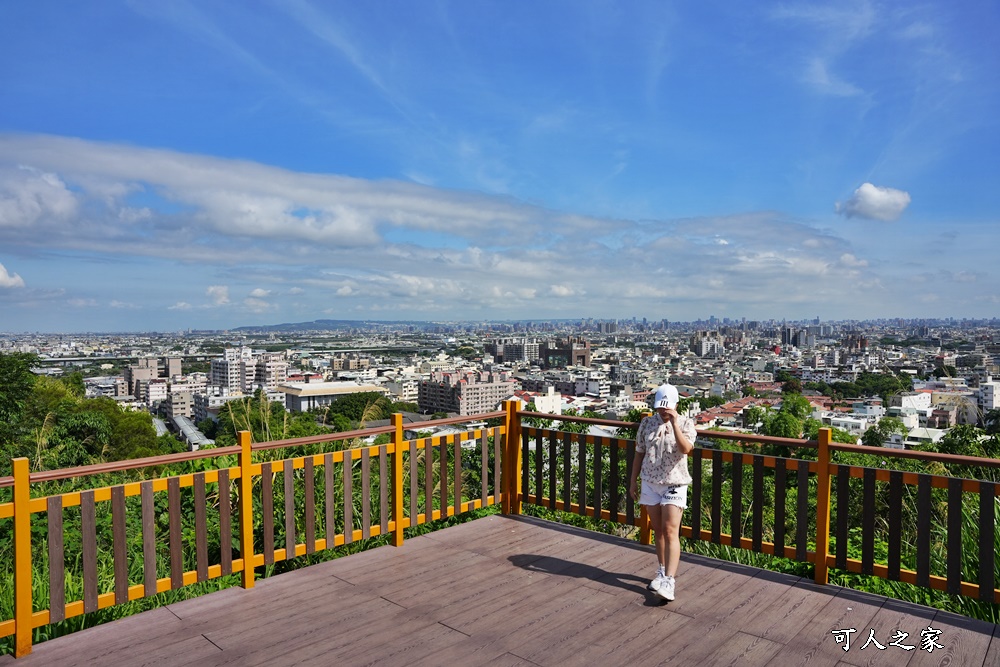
left=210, top=348, right=289, bottom=393
left=193, top=391, right=246, bottom=424
left=418, top=370, right=517, bottom=416
left=977, top=376, right=999, bottom=419
left=124, top=358, right=158, bottom=397
left=484, top=338, right=540, bottom=364
left=254, top=353, right=289, bottom=390
left=210, top=347, right=253, bottom=391
left=162, top=391, right=193, bottom=419
left=889, top=392, right=932, bottom=411
left=385, top=375, right=421, bottom=403
left=330, top=353, right=371, bottom=371
left=139, top=378, right=168, bottom=407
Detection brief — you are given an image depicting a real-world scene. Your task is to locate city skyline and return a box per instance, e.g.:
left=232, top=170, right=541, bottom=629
left=1, top=2, right=998, bottom=333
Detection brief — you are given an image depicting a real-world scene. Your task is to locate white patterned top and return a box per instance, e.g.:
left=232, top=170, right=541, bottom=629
left=635, top=412, right=696, bottom=485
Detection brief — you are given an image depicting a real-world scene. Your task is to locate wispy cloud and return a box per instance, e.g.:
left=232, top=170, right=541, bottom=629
left=0, top=133, right=991, bottom=325
left=771, top=0, right=875, bottom=97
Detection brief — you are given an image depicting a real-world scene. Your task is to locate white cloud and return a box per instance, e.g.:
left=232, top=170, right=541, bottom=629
left=839, top=253, right=868, bottom=268
left=0, top=134, right=592, bottom=261
left=68, top=298, right=98, bottom=308
left=549, top=284, right=575, bottom=297
left=835, top=183, right=911, bottom=221
left=0, top=262, right=25, bottom=288
left=243, top=297, right=274, bottom=313
left=0, top=135, right=986, bottom=326
left=0, top=165, right=78, bottom=229
left=206, top=285, right=230, bottom=305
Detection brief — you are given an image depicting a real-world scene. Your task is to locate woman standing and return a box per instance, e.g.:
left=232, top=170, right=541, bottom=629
left=628, top=383, right=696, bottom=601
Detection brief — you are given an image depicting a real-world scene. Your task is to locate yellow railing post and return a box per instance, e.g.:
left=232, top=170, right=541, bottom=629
left=13, top=457, right=33, bottom=657
left=238, top=431, right=256, bottom=589
left=502, top=400, right=523, bottom=515
left=639, top=505, right=652, bottom=545
left=391, top=413, right=405, bottom=547
left=814, top=428, right=832, bottom=585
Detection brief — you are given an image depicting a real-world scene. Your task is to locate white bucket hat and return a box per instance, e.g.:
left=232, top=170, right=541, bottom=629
left=653, top=383, right=679, bottom=410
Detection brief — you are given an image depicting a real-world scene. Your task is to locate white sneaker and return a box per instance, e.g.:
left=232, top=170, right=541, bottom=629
left=656, top=575, right=675, bottom=601
left=647, top=572, right=667, bottom=593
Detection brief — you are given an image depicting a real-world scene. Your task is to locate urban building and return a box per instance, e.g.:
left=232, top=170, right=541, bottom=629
left=418, top=370, right=517, bottom=416
left=279, top=380, right=388, bottom=412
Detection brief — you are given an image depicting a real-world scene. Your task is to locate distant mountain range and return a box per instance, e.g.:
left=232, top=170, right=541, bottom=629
left=232, top=319, right=432, bottom=332
left=231, top=318, right=584, bottom=333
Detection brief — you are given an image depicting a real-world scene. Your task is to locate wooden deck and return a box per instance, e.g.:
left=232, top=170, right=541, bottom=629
left=3, top=514, right=999, bottom=666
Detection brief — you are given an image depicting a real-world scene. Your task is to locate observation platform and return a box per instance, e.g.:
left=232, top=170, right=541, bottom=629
left=2, top=514, right=997, bottom=667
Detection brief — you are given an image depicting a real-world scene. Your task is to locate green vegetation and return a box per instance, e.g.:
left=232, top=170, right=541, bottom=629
left=0, top=353, right=187, bottom=477
left=800, top=371, right=911, bottom=403
left=861, top=416, right=908, bottom=447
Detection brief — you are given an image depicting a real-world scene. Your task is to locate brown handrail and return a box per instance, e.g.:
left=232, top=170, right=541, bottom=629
left=521, top=409, right=1000, bottom=470
left=0, top=410, right=513, bottom=488
left=517, top=410, right=638, bottom=429
left=828, top=441, right=1000, bottom=468
left=406, top=410, right=506, bottom=431
left=251, top=426, right=395, bottom=451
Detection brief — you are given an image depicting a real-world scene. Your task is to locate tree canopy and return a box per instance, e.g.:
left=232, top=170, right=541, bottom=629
left=0, top=352, right=39, bottom=440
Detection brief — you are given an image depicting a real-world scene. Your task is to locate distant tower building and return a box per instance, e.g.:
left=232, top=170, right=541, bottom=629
left=540, top=337, right=591, bottom=368
left=163, top=356, right=183, bottom=380
left=484, top=338, right=540, bottom=364
left=124, top=357, right=159, bottom=398
left=254, top=353, right=289, bottom=391
left=210, top=347, right=253, bottom=392
left=781, top=327, right=797, bottom=347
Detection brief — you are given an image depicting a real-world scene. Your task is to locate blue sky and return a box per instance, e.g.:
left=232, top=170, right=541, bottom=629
left=1, top=1, right=998, bottom=333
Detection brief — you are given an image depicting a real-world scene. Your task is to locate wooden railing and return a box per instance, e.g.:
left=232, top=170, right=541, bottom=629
left=0, top=411, right=509, bottom=658
left=2, top=404, right=999, bottom=658
left=514, top=412, right=1000, bottom=608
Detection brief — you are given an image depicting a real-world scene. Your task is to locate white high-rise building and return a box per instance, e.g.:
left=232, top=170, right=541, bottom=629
left=977, top=376, right=999, bottom=421
left=210, top=347, right=253, bottom=391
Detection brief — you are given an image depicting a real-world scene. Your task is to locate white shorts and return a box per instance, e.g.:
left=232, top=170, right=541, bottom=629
left=640, top=481, right=688, bottom=509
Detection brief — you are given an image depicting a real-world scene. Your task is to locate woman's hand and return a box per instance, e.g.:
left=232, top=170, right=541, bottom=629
left=661, top=407, right=680, bottom=423
left=629, top=479, right=639, bottom=501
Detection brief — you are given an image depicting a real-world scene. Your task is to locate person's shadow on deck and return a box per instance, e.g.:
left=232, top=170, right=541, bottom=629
left=508, top=554, right=667, bottom=607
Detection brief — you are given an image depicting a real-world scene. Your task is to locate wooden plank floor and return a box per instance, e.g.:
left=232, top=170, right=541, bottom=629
left=3, top=514, right=999, bottom=666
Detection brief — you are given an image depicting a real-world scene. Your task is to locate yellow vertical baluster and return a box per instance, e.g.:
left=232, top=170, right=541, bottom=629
left=13, top=458, right=33, bottom=657
left=238, top=431, right=255, bottom=589
left=392, top=413, right=405, bottom=546
left=814, top=428, right=833, bottom=585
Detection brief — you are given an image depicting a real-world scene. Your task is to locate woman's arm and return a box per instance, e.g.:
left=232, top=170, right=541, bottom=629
left=663, top=409, right=694, bottom=454
left=629, top=450, right=645, bottom=500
